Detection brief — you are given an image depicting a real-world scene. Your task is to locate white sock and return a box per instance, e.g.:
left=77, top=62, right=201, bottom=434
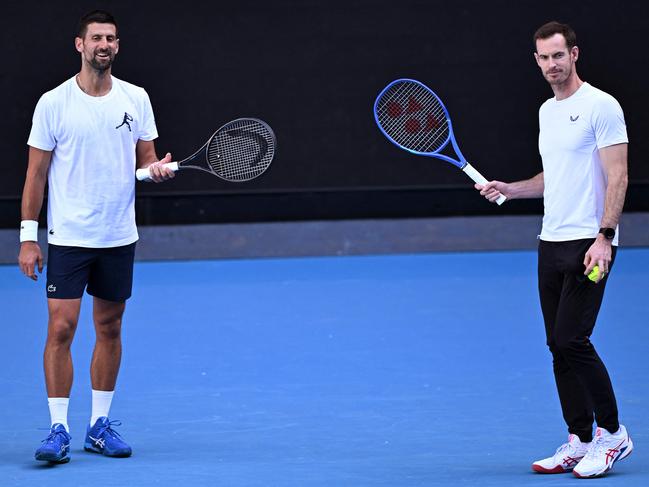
left=48, top=397, right=70, bottom=432
left=91, top=389, right=115, bottom=426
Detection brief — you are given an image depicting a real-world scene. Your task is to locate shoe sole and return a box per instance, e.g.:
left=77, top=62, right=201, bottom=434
left=84, top=444, right=132, bottom=458
left=532, top=464, right=573, bottom=474
left=573, top=438, right=634, bottom=478
left=35, top=453, right=70, bottom=464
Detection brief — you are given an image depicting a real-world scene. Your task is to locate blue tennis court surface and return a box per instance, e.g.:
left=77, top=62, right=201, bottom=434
left=1, top=248, right=647, bottom=486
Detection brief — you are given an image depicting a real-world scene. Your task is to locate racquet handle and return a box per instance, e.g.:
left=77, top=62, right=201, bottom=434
left=462, top=163, right=506, bottom=205
left=136, top=162, right=179, bottom=181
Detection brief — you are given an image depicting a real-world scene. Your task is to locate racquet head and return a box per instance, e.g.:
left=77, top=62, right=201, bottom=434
left=374, top=79, right=455, bottom=160
left=196, top=118, right=276, bottom=182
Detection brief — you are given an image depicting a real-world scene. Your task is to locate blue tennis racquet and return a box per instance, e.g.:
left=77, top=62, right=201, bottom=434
left=374, top=78, right=506, bottom=205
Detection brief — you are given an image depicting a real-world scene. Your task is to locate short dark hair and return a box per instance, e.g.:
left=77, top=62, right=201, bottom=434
left=77, top=10, right=118, bottom=39
left=533, top=21, right=576, bottom=50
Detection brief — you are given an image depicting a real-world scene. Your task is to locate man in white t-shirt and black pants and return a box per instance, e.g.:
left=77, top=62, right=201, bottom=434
left=477, top=21, right=633, bottom=478
left=18, top=10, right=175, bottom=464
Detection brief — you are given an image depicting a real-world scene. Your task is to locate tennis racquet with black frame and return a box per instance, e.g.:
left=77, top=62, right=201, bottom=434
left=136, top=117, right=276, bottom=182
left=373, top=79, right=506, bottom=205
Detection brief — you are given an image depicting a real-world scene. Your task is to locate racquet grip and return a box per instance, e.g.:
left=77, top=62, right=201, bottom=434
left=462, top=163, right=506, bottom=206
left=136, top=162, right=179, bottom=181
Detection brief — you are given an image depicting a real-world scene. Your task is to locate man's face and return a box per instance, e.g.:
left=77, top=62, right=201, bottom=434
left=75, top=22, right=119, bottom=72
left=534, top=33, right=578, bottom=86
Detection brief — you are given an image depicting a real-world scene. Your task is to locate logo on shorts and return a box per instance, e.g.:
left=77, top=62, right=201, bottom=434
left=47, top=284, right=57, bottom=293
left=116, top=112, right=133, bottom=132
left=49, top=229, right=54, bottom=235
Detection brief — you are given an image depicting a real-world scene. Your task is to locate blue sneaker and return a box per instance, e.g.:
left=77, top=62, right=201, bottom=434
left=84, top=417, right=132, bottom=457
left=35, top=423, right=71, bottom=463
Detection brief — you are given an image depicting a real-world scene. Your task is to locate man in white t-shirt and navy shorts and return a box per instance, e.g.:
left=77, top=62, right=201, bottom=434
left=18, top=10, right=175, bottom=464
left=476, top=21, right=633, bottom=478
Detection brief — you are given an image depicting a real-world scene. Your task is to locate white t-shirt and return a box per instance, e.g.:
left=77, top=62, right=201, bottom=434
left=538, top=82, right=627, bottom=245
left=28, top=75, right=158, bottom=247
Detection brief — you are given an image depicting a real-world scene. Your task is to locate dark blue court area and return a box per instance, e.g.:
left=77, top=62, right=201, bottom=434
left=2, top=248, right=647, bottom=486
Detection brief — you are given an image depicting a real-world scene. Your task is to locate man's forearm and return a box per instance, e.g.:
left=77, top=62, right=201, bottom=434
left=598, top=143, right=628, bottom=229
left=21, top=148, right=52, bottom=222
left=21, top=170, right=47, bottom=222
left=600, top=168, right=628, bottom=229
left=509, top=172, right=544, bottom=199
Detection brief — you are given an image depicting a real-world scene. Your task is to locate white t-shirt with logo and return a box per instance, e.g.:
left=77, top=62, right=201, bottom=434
left=28, top=76, right=158, bottom=247
left=538, top=82, right=627, bottom=245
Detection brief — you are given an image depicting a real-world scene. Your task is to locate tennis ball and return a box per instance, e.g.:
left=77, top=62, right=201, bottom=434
left=587, top=265, right=600, bottom=282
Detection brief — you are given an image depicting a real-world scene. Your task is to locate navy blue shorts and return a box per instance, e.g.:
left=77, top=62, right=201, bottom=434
left=46, top=243, right=136, bottom=302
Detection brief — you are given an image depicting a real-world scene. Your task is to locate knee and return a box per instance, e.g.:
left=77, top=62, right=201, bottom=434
left=47, top=319, right=77, bottom=346
left=553, top=332, right=591, bottom=356
left=95, top=317, right=122, bottom=341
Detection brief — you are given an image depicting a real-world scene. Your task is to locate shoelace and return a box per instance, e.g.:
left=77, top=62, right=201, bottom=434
left=96, top=419, right=125, bottom=440
left=555, top=440, right=589, bottom=460
left=555, top=442, right=574, bottom=456
left=41, top=429, right=70, bottom=444
left=583, top=434, right=606, bottom=459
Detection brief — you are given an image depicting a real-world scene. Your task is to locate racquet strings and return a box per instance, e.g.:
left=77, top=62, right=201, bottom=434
left=376, top=81, right=450, bottom=153
left=207, top=119, right=275, bottom=182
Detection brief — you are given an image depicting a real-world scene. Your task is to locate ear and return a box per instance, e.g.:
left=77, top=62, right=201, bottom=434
left=533, top=52, right=540, bottom=66
left=74, top=37, right=83, bottom=53
left=114, top=38, right=120, bottom=55
left=571, top=46, right=579, bottom=61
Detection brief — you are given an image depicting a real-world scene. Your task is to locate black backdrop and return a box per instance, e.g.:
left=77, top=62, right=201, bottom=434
left=2, top=0, right=647, bottom=227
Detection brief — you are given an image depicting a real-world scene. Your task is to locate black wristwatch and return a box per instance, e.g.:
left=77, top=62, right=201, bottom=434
left=599, top=227, right=615, bottom=240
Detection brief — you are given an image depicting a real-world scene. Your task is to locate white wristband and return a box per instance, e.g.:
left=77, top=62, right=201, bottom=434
left=20, top=220, right=39, bottom=242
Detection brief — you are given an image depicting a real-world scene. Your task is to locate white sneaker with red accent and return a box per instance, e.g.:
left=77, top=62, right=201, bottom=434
left=532, top=434, right=590, bottom=474
left=573, top=425, right=633, bottom=478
